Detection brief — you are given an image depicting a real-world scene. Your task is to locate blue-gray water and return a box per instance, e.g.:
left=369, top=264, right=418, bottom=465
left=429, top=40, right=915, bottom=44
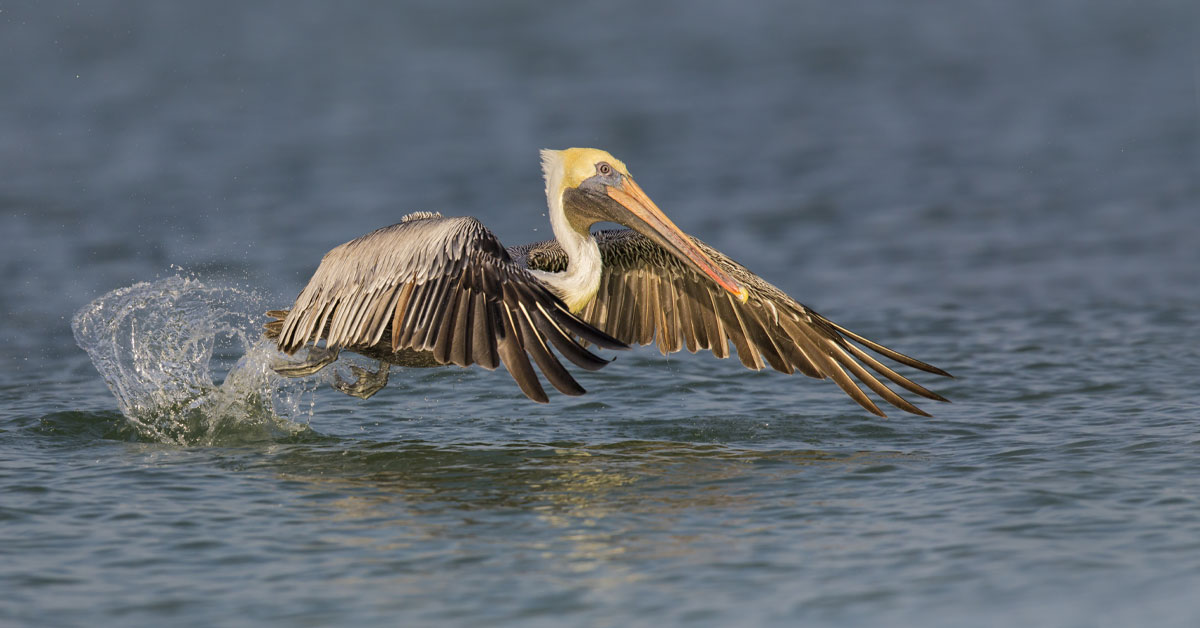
left=3, top=1, right=1199, bottom=626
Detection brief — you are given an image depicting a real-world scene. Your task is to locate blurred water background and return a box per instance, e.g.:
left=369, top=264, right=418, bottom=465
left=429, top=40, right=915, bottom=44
left=2, top=1, right=1199, bottom=626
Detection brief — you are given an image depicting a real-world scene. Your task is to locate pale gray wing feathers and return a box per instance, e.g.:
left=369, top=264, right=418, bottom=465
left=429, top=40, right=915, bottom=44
left=518, top=229, right=950, bottom=417
left=276, top=215, right=626, bottom=403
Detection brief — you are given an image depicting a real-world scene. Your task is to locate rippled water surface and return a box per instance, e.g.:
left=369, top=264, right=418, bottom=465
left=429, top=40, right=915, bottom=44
left=3, top=1, right=1199, bottom=626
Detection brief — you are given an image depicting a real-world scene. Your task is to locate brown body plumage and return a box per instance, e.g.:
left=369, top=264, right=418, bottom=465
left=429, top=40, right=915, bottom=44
left=267, top=148, right=951, bottom=415
left=267, top=212, right=626, bottom=403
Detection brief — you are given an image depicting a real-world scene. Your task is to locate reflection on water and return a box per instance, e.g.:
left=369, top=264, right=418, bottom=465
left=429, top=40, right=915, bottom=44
left=263, top=442, right=636, bottom=510
left=251, top=437, right=913, bottom=583
left=262, top=439, right=880, bottom=510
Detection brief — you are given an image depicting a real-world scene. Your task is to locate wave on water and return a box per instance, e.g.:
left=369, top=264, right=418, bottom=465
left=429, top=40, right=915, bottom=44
left=71, top=275, right=318, bottom=445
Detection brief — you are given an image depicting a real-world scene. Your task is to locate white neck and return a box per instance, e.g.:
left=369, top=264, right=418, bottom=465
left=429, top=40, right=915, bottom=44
left=530, top=152, right=603, bottom=312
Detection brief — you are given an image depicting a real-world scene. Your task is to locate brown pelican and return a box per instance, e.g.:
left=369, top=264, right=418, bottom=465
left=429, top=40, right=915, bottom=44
left=265, top=148, right=950, bottom=416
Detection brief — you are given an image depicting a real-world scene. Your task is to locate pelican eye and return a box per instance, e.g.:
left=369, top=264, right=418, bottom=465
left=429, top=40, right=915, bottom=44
left=597, top=162, right=613, bottom=176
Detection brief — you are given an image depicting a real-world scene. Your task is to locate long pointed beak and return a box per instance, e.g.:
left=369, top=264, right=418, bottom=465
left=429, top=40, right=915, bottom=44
left=606, top=176, right=749, bottom=303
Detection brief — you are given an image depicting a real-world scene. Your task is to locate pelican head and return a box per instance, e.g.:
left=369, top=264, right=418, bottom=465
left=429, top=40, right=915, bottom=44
left=541, top=148, right=749, bottom=303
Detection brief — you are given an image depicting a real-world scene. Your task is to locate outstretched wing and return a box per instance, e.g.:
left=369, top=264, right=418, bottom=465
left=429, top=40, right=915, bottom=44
left=276, top=213, right=627, bottom=403
left=515, top=229, right=951, bottom=416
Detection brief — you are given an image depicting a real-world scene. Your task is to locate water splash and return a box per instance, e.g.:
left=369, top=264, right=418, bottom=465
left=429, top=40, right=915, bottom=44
left=71, top=275, right=317, bottom=445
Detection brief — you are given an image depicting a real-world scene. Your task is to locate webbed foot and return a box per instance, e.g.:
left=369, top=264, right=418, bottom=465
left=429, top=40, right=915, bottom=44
left=332, top=360, right=391, bottom=399
left=272, top=346, right=340, bottom=377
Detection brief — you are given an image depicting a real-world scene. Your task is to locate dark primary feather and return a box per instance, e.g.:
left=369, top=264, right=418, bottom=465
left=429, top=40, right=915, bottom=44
left=512, top=229, right=951, bottom=417
left=273, top=214, right=627, bottom=403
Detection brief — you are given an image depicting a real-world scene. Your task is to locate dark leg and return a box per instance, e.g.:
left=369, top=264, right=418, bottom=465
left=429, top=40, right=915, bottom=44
left=332, top=360, right=391, bottom=399
left=272, top=346, right=340, bottom=377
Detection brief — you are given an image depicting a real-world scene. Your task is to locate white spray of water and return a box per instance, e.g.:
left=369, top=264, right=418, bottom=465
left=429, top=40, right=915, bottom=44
left=71, top=275, right=318, bottom=445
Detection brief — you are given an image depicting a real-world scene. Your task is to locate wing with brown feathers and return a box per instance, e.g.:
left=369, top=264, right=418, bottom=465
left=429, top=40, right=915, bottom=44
left=275, top=214, right=627, bottom=403
left=515, top=229, right=951, bottom=416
